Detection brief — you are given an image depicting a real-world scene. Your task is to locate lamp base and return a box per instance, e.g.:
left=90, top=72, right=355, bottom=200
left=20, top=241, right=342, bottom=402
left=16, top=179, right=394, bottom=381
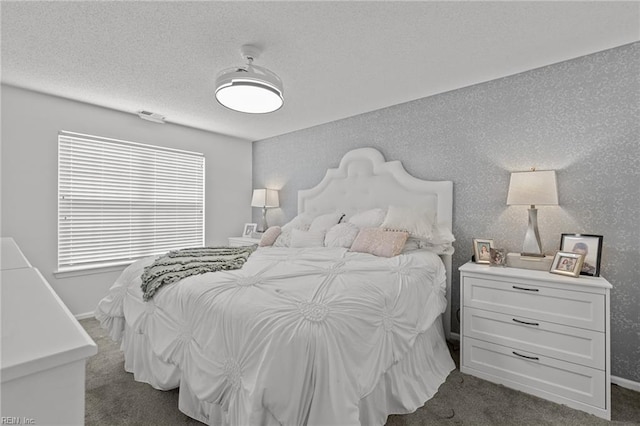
left=522, top=206, right=543, bottom=256
left=507, top=253, right=553, bottom=271
left=257, top=207, right=268, bottom=233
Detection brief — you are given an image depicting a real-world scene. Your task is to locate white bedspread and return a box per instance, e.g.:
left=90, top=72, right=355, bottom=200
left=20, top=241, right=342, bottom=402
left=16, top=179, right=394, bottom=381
left=96, top=247, right=455, bottom=425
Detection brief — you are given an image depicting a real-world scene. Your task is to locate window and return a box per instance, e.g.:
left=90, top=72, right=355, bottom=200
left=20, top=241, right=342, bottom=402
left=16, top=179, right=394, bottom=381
left=58, top=131, right=204, bottom=272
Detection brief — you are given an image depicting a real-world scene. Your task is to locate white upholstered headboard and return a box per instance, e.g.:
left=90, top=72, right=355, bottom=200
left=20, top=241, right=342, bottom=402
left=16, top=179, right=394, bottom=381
left=297, top=147, right=454, bottom=340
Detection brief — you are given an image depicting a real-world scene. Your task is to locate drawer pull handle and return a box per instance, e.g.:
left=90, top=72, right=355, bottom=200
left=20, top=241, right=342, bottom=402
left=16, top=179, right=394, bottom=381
left=512, top=285, right=539, bottom=292
left=512, top=318, right=539, bottom=326
left=513, top=351, right=539, bottom=361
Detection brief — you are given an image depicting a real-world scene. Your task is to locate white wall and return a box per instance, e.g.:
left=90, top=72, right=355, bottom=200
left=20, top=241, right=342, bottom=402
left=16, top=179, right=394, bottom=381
left=1, top=85, right=253, bottom=316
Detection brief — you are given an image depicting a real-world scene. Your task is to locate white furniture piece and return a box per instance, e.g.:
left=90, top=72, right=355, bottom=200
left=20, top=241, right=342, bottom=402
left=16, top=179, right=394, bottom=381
left=1, top=237, right=97, bottom=425
left=228, top=236, right=261, bottom=247
left=459, top=262, right=611, bottom=420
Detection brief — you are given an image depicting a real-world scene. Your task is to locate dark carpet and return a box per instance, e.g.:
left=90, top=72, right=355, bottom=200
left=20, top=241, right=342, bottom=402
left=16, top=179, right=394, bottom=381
left=82, top=318, right=640, bottom=425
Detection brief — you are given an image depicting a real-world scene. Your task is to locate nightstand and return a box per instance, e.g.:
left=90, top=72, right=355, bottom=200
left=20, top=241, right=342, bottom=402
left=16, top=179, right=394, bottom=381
left=459, top=262, right=611, bottom=420
left=228, top=236, right=261, bottom=247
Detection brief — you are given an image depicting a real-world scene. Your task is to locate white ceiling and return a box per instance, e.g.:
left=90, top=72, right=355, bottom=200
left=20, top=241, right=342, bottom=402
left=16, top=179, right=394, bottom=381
left=2, top=1, right=638, bottom=142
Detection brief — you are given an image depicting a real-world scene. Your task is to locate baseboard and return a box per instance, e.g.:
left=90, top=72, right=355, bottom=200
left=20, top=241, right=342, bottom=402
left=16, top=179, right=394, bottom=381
left=611, top=375, right=640, bottom=392
left=75, top=311, right=95, bottom=320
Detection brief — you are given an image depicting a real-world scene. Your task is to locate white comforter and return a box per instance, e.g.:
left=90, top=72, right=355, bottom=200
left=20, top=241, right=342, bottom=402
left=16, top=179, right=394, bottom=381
left=96, top=247, right=454, bottom=425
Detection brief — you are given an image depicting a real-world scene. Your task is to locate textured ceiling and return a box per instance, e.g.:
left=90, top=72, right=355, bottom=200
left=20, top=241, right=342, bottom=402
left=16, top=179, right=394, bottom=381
left=2, top=1, right=638, bottom=142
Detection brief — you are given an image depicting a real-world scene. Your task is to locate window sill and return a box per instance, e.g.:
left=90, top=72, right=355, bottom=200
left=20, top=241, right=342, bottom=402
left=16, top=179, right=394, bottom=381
left=53, top=261, right=134, bottom=278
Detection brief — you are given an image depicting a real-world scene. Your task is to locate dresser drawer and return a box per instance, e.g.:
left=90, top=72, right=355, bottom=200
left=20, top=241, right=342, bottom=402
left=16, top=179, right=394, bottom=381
left=462, top=337, right=606, bottom=409
left=463, top=276, right=605, bottom=331
left=463, top=307, right=605, bottom=369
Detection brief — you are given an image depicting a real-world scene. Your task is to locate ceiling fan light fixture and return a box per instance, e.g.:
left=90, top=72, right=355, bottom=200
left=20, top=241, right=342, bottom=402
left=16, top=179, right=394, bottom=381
left=215, top=45, right=284, bottom=114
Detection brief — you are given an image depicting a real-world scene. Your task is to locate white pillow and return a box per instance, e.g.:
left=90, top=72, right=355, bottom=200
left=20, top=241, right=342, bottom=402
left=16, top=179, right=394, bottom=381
left=380, top=205, right=437, bottom=240
left=308, top=212, right=343, bottom=233
left=430, top=224, right=455, bottom=245
left=325, top=223, right=359, bottom=248
left=281, top=214, right=313, bottom=232
left=401, top=237, right=422, bottom=253
left=347, top=208, right=386, bottom=229
left=273, top=229, right=293, bottom=247
left=290, top=229, right=326, bottom=248
left=401, top=238, right=455, bottom=255
left=421, top=243, right=455, bottom=255
left=275, top=214, right=315, bottom=247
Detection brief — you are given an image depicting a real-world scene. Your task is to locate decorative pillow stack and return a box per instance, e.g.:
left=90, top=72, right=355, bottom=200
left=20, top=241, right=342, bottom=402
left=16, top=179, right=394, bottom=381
left=325, top=223, right=360, bottom=248
left=276, top=212, right=343, bottom=248
left=378, top=205, right=454, bottom=254
left=416, top=224, right=456, bottom=254
left=380, top=205, right=437, bottom=240
left=401, top=225, right=456, bottom=254
left=264, top=205, right=455, bottom=256
left=273, top=214, right=312, bottom=247
left=312, top=208, right=381, bottom=249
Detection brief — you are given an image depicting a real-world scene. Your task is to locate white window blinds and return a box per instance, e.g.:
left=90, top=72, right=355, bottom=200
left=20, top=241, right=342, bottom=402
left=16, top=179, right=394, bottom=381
left=58, top=131, right=205, bottom=272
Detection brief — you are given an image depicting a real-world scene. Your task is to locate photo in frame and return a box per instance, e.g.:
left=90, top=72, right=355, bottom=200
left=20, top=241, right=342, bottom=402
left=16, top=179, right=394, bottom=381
left=472, top=238, right=494, bottom=264
left=560, top=233, right=603, bottom=277
left=490, top=248, right=507, bottom=267
left=243, top=223, right=257, bottom=237
left=550, top=251, right=584, bottom=277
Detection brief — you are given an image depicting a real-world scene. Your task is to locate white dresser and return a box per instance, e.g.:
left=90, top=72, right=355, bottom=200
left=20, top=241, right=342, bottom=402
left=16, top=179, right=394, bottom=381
left=459, top=262, right=611, bottom=420
left=1, top=237, right=97, bottom=425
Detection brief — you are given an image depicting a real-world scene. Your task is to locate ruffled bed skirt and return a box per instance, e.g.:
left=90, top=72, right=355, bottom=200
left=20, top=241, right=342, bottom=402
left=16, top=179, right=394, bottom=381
left=114, top=315, right=454, bottom=425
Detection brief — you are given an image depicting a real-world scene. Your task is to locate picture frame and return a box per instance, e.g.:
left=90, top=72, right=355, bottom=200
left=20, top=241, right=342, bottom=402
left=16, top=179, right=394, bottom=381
left=489, top=248, right=507, bottom=267
left=243, top=223, right=257, bottom=237
left=560, top=233, right=603, bottom=277
left=549, top=251, right=585, bottom=277
left=473, top=238, right=494, bottom=264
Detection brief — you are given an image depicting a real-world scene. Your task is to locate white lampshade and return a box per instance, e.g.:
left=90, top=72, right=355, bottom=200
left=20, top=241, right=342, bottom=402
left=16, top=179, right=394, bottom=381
left=507, top=170, right=558, bottom=206
left=251, top=189, right=279, bottom=208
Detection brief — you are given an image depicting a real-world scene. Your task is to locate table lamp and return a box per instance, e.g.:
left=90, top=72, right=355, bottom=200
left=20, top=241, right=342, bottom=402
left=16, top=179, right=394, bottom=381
left=251, top=189, right=279, bottom=232
left=507, top=169, right=558, bottom=257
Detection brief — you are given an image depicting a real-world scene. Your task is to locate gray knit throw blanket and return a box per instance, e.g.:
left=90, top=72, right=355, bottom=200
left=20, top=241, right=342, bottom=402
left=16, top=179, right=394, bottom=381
left=141, top=245, right=257, bottom=301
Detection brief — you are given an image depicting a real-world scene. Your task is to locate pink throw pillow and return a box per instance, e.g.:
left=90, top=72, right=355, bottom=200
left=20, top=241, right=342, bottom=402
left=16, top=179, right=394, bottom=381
left=350, top=228, right=409, bottom=258
left=259, top=226, right=282, bottom=247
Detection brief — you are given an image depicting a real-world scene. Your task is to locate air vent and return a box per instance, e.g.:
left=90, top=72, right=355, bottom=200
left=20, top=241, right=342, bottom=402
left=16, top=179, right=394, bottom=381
left=136, top=110, right=166, bottom=124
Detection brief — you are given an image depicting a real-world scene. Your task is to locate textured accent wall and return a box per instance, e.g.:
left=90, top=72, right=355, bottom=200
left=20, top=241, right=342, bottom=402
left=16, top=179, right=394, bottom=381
left=253, top=43, right=640, bottom=382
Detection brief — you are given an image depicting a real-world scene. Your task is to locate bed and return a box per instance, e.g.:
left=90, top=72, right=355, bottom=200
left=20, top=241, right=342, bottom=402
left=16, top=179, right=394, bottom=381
left=96, top=147, right=456, bottom=425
